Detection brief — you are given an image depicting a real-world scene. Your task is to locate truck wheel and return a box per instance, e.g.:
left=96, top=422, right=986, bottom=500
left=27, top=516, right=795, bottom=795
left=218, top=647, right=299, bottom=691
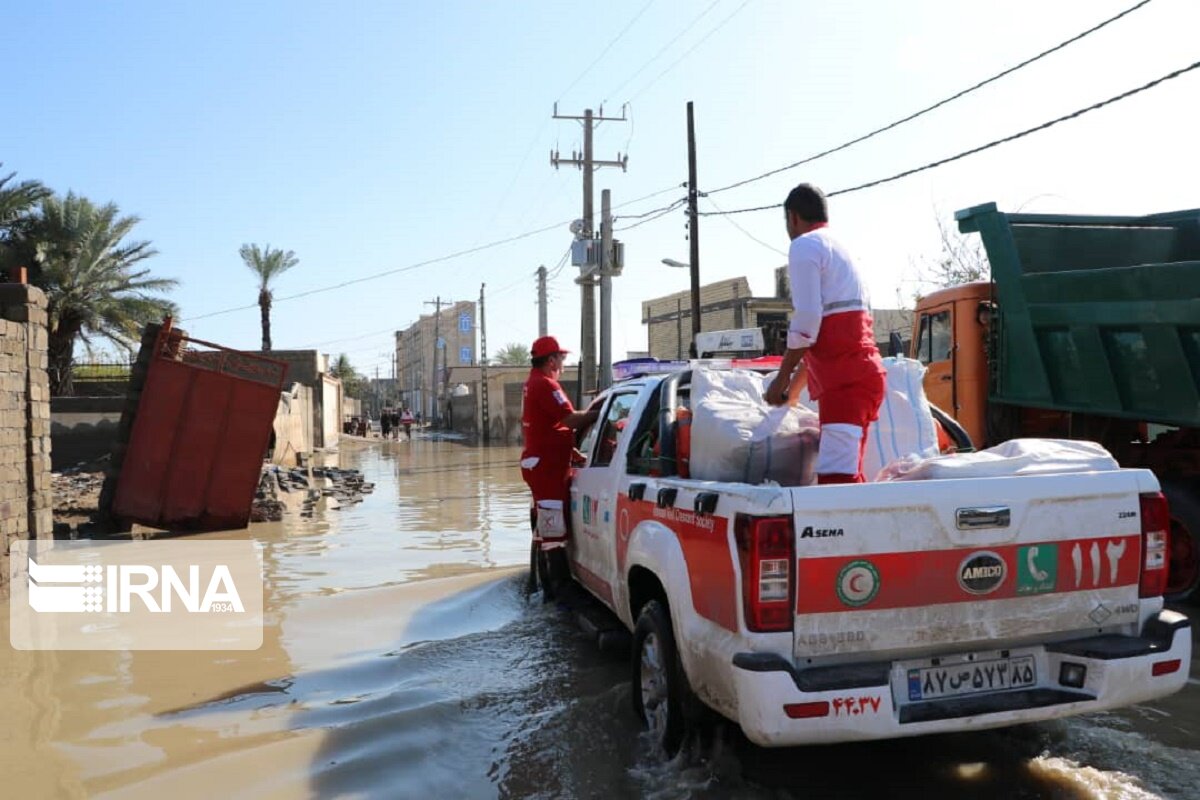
left=1163, top=482, right=1200, bottom=602
left=632, top=600, right=688, bottom=756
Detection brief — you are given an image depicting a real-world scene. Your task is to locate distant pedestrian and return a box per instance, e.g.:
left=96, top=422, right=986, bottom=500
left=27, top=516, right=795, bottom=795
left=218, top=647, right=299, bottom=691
left=400, top=408, right=414, bottom=439
left=381, top=412, right=392, bottom=440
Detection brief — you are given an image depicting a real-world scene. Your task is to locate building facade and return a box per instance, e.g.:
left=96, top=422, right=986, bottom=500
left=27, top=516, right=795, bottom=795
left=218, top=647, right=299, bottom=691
left=643, top=270, right=914, bottom=360
left=395, top=300, right=477, bottom=421
left=642, top=277, right=791, bottom=359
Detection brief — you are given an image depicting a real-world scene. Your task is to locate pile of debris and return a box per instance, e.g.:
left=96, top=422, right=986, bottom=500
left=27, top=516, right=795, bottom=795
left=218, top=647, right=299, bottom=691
left=52, top=458, right=109, bottom=529
left=250, top=465, right=375, bottom=522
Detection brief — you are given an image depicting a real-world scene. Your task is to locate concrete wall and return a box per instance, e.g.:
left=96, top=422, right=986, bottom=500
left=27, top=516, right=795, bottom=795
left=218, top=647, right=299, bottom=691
left=271, top=383, right=313, bottom=467
left=1, top=284, right=54, bottom=590
left=50, top=396, right=124, bottom=469
left=320, top=375, right=341, bottom=449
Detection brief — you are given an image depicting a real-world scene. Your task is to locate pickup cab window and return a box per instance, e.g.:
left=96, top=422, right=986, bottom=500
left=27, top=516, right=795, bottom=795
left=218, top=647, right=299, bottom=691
left=588, top=392, right=639, bottom=467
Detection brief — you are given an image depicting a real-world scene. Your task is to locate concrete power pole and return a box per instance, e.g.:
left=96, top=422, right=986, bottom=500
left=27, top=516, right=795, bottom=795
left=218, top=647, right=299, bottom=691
left=551, top=104, right=627, bottom=403
left=599, top=189, right=614, bottom=391
left=479, top=282, right=489, bottom=445
left=686, top=101, right=702, bottom=347
left=424, top=296, right=449, bottom=426
left=536, top=265, right=548, bottom=337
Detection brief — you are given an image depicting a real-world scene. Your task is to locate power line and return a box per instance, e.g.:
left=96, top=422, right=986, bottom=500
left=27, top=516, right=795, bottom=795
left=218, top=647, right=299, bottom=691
left=614, top=193, right=687, bottom=221
left=558, top=0, right=657, bottom=102
left=704, top=196, right=787, bottom=256
left=700, top=59, right=1200, bottom=216
left=182, top=186, right=687, bottom=323
left=603, top=0, right=722, bottom=105
left=614, top=198, right=688, bottom=231
left=627, top=0, right=752, bottom=103
left=705, top=0, right=1159, bottom=196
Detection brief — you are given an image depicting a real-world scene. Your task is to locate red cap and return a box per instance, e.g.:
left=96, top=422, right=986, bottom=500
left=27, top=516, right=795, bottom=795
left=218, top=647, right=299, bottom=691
left=531, top=335, right=569, bottom=359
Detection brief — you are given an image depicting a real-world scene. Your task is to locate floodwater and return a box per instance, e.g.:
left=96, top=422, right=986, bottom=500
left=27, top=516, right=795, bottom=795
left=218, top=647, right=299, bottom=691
left=2, top=437, right=1198, bottom=799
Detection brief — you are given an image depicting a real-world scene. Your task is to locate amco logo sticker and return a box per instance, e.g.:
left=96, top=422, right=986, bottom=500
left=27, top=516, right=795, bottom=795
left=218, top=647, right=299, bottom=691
left=9, top=540, right=263, bottom=651
left=957, top=551, right=1007, bottom=595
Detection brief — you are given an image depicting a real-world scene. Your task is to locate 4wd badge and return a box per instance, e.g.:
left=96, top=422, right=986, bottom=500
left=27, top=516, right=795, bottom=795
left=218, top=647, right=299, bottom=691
left=836, top=560, right=880, bottom=607
left=957, top=551, right=1006, bottom=595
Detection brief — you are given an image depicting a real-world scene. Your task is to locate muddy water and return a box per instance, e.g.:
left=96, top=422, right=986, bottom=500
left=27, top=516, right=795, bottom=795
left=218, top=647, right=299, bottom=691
left=2, top=438, right=1198, bottom=799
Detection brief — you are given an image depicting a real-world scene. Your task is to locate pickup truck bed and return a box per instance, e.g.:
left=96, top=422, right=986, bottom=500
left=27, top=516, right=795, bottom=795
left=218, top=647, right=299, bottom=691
left=565, top=370, right=1192, bottom=750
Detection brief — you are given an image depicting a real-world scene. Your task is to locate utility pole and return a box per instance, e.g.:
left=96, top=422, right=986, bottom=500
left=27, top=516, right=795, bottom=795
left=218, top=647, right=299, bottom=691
left=686, top=101, right=702, bottom=346
left=599, top=189, right=613, bottom=391
left=551, top=104, right=628, bottom=403
left=479, top=282, right=490, bottom=445
left=424, top=297, right=449, bottom=426
left=536, top=265, right=548, bottom=337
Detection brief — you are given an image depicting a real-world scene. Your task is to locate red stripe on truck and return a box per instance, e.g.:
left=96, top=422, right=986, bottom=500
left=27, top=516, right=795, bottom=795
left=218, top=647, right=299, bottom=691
left=796, top=534, right=1141, bottom=614
left=617, top=496, right=738, bottom=632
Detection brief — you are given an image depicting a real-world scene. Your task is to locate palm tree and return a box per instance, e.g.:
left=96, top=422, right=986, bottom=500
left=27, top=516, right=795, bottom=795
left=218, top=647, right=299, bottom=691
left=0, top=192, right=178, bottom=395
left=494, top=342, right=531, bottom=365
left=329, top=352, right=366, bottom=398
left=0, top=165, right=50, bottom=280
left=239, top=243, right=298, bottom=352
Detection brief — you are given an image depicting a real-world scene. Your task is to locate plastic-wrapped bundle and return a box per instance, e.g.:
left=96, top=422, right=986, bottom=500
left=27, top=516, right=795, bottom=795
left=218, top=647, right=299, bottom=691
left=877, top=438, right=1119, bottom=481
left=688, top=369, right=820, bottom=486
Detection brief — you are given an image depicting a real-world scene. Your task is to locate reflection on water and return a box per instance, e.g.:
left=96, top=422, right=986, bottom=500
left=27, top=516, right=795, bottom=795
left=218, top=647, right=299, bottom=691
left=1, top=438, right=1197, bottom=799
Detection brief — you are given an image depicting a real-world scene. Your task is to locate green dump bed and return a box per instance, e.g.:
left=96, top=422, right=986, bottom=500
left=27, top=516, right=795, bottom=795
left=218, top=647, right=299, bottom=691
left=957, top=202, right=1200, bottom=428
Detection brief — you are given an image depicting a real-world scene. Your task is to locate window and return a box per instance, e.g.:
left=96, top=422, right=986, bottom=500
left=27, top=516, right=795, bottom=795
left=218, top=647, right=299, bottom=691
left=459, top=346, right=472, bottom=364
left=588, top=392, right=639, bottom=468
left=917, top=310, right=952, bottom=365
left=458, top=312, right=472, bottom=333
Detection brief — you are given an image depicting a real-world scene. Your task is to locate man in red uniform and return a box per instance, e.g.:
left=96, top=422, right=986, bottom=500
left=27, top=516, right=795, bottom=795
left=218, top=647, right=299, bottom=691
left=521, top=335, right=599, bottom=597
left=766, top=183, right=886, bottom=484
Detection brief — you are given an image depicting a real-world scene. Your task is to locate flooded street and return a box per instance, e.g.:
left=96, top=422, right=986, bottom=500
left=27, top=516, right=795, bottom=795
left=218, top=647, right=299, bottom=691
left=2, top=438, right=1198, bottom=799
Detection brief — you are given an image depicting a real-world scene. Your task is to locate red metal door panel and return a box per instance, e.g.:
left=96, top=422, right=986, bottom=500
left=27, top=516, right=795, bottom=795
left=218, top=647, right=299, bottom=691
left=113, top=360, right=193, bottom=522
left=112, top=323, right=287, bottom=531
left=161, top=368, right=235, bottom=522
left=207, top=381, right=283, bottom=525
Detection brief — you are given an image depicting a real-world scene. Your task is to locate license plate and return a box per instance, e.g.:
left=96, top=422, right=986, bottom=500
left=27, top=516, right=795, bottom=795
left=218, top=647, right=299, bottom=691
left=906, top=655, right=1036, bottom=702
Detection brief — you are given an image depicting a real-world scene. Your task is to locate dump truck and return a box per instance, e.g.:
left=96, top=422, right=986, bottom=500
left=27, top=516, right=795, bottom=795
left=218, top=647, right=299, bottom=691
left=911, top=202, right=1200, bottom=599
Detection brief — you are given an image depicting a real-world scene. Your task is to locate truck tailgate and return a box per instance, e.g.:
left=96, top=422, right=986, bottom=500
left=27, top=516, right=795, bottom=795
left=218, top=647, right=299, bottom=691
left=790, top=472, right=1150, bottom=660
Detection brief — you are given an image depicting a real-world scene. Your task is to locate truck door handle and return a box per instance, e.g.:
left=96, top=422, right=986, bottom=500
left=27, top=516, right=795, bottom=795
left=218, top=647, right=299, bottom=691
left=956, top=506, right=1011, bottom=529
left=628, top=483, right=646, bottom=502
left=694, top=492, right=719, bottom=516
left=656, top=487, right=678, bottom=509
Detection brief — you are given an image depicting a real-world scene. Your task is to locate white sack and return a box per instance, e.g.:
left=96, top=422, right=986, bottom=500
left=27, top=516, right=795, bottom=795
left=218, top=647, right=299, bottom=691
left=689, top=368, right=820, bottom=486
left=864, top=357, right=940, bottom=481
left=878, top=438, right=1120, bottom=482
left=795, top=356, right=939, bottom=482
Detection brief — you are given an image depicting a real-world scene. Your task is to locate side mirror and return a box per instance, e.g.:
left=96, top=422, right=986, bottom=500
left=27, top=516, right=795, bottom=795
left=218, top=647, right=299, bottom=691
left=888, top=332, right=904, bottom=358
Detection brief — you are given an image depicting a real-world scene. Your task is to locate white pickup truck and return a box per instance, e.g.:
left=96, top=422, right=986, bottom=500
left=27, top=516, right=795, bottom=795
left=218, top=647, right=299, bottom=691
left=566, top=368, right=1192, bottom=753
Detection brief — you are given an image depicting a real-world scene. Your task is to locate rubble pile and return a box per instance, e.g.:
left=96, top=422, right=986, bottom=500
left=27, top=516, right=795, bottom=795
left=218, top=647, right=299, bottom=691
left=250, top=465, right=375, bottom=522
left=52, top=460, right=108, bottom=528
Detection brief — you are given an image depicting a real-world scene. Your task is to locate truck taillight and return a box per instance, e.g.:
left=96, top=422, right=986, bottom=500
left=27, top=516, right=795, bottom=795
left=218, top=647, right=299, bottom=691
left=1139, top=492, right=1171, bottom=598
left=735, top=515, right=794, bottom=632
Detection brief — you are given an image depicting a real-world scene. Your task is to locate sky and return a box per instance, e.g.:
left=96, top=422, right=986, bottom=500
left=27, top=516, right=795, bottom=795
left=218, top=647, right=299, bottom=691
left=4, top=0, right=1199, bottom=377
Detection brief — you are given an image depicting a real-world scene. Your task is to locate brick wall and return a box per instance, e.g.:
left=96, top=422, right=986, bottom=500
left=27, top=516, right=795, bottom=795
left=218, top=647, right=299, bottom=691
left=0, top=284, right=54, bottom=591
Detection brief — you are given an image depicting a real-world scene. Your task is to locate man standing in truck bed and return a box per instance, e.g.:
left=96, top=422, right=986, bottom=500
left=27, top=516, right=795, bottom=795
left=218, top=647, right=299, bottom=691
left=765, top=183, right=886, bottom=484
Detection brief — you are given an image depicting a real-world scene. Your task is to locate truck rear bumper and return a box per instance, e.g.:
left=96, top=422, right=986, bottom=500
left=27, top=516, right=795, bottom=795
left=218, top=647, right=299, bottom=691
left=730, top=610, right=1191, bottom=747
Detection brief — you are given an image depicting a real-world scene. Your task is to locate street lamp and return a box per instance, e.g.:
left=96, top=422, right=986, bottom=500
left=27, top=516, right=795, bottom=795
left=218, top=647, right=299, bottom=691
left=661, top=258, right=690, bottom=269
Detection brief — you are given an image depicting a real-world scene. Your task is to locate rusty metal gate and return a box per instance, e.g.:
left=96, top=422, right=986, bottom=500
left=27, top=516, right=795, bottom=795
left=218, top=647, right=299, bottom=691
left=111, top=321, right=288, bottom=531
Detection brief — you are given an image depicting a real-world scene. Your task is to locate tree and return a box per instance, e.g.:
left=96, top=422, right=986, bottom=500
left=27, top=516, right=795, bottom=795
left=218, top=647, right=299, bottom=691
left=911, top=210, right=990, bottom=300
left=0, top=192, right=177, bottom=395
left=493, top=342, right=530, bottom=365
left=329, top=352, right=367, bottom=399
left=0, top=165, right=50, bottom=281
left=239, top=243, right=298, bottom=352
